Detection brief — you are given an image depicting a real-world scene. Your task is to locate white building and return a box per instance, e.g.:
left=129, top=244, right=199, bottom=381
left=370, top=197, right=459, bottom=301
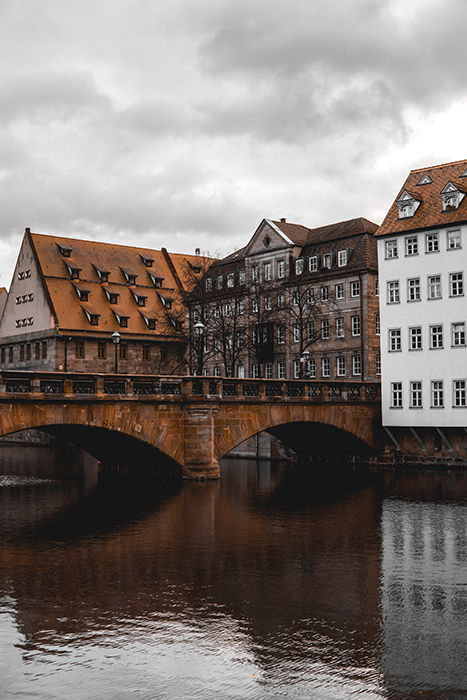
left=377, top=159, right=467, bottom=429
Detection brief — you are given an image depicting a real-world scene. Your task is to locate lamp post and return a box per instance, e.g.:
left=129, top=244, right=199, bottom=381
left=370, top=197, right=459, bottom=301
left=111, top=331, right=121, bottom=373
left=300, top=349, right=310, bottom=379
left=193, top=321, right=205, bottom=376
left=64, top=336, right=72, bottom=372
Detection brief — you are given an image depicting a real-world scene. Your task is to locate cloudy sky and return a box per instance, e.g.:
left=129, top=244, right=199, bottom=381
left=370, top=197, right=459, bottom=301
left=1, top=0, right=467, bottom=287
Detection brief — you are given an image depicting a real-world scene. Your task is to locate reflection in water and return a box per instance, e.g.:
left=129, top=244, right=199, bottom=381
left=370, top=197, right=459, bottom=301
left=0, top=448, right=466, bottom=699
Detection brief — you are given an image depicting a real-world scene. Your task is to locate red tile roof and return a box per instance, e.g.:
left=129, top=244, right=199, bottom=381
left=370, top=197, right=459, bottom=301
left=377, top=159, right=467, bottom=236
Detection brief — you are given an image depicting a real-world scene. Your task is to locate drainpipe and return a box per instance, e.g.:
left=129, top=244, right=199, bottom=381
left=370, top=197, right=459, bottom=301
left=359, top=271, right=365, bottom=382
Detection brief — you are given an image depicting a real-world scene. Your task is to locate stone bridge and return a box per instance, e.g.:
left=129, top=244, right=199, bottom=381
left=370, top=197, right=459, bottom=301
left=0, top=372, right=382, bottom=479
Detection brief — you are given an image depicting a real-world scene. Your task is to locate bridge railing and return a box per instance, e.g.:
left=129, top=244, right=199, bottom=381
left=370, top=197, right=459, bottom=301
left=0, top=371, right=380, bottom=402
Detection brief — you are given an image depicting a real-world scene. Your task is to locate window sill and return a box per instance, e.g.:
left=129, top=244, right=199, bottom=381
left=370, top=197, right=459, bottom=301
left=405, top=253, right=419, bottom=257
left=407, top=299, right=421, bottom=303
left=449, top=294, right=465, bottom=298
left=451, top=344, right=466, bottom=349
left=452, top=404, right=467, bottom=409
left=427, top=297, right=442, bottom=301
left=429, top=347, right=444, bottom=350
left=409, top=406, right=423, bottom=409
left=389, top=406, right=403, bottom=409
left=430, top=406, right=445, bottom=409
left=408, top=348, right=423, bottom=351
left=425, top=250, right=440, bottom=254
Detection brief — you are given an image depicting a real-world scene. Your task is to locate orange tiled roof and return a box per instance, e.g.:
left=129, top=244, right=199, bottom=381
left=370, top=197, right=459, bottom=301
left=377, top=159, right=467, bottom=236
left=29, top=232, right=216, bottom=337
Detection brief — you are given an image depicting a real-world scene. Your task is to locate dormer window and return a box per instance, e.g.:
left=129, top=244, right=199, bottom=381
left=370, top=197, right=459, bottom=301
left=148, top=273, right=164, bottom=287
left=66, top=263, right=81, bottom=280
left=158, top=293, right=173, bottom=309
left=103, top=287, right=119, bottom=304
left=441, top=182, right=464, bottom=211
left=295, top=258, right=304, bottom=275
left=133, top=293, right=147, bottom=307
left=95, top=267, right=109, bottom=282
left=141, top=314, right=157, bottom=330
left=74, top=286, right=90, bottom=302
left=216, top=275, right=223, bottom=289
left=461, top=169, right=467, bottom=177
left=322, top=253, right=332, bottom=269
left=205, top=277, right=212, bottom=291
left=170, top=318, right=182, bottom=331
left=84, top=309, right=100, bottom=326
left=121, top=269, right=137, bottom=284
left=140, top=255, right=154, bottom=267
left=337, top=250, right=348, bottom=267
left=417, top=174, right=432, bottom=185
left=227, top=273, right=234, bottom=288
left=113, top=311, right=129, bottom=327
left=189, top=261, right=202, bottom=273
left=397, top=191, right=420, bottom=219
left=57, top=244, right=72, bottom=257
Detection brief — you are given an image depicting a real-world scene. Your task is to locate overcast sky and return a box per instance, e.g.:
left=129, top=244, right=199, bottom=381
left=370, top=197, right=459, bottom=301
left=1, top=0, right=467, bottom=287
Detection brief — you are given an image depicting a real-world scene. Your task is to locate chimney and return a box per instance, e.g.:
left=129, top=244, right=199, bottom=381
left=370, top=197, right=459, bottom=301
left=25, top=227, right=31, bottom=234
left=195, top=247, right=201, bottom=255
left=280, top=218, right=286, bottom=223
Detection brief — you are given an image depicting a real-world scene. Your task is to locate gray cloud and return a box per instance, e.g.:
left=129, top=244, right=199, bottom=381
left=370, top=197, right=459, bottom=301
left=0, top=0, right=466, bottom=285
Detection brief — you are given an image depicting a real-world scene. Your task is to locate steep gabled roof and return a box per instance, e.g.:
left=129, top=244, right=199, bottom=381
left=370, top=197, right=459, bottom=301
left=377, top=158, right=467, bottom=236
left=28, top=232, right=216, bottom=337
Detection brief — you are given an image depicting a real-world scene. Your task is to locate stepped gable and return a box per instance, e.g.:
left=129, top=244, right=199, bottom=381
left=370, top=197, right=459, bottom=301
left=377, top=158, right=467, bottom=236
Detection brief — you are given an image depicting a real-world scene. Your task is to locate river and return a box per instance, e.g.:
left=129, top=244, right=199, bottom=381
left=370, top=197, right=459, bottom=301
left=0, top=445, right=466, bottom=699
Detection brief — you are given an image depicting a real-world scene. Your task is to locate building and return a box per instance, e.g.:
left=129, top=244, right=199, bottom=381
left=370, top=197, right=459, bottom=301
left=0, top=228, right=214, bottom=374
left=377, top=159, right=467, bottom=437
left=187, top=216, right=380, bottom=381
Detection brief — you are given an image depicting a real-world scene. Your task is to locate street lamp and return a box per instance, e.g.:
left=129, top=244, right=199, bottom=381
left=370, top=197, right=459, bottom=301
left=111, top=331, right=121, bottom=373
left=300, top=349, right=310, bottom=379
left=193, top=321, right=205, bottom=376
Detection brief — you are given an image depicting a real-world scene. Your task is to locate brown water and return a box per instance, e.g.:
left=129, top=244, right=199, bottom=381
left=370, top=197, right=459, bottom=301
left=0, top=447, right=466, bottom=699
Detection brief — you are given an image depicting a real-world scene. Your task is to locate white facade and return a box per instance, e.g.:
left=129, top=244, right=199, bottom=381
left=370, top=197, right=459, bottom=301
left=378, top=225, right=467, bottom=426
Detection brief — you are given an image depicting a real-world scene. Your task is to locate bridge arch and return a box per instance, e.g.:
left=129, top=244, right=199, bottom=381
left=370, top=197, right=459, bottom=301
left=215, top=402, right=380, bottom=461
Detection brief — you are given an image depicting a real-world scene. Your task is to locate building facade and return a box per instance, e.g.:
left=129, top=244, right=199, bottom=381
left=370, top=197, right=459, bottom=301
left=377, top=159, right=467, bottom=429
left=188, top=216, right=380, bottom=381
left=0, top=229, right=213, bottom=374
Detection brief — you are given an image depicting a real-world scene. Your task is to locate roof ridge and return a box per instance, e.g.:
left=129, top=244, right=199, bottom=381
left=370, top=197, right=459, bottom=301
left=410, top=158, right=467, bottom=173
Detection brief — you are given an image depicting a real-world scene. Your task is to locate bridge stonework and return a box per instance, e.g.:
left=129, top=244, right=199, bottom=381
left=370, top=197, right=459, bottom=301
left=0, top=373, right=382, bottom=479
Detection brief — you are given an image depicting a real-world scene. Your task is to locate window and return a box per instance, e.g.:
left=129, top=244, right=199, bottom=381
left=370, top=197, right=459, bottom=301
left=385, top=240, right=398, bottom=259
left=425, top=232, right=439, bottom=253
left=306, top=320, right=314, bottom=341
left=26, top=344, right=31, bottom=361
left=58, top=244, right=72, bottom=257
left=34, top=342, right=40, bottom=360
left=321, top=357, right=330, bottom=378
left=9, top=347, right=13, bottom=363
left=277, top=361, right=286, bottom=379
left=122, top=270, right=137, bottom=284
left=338, top=250, right=347, bottom=267
left=410, top=381, right=422, bottom=408
left=135, top=295, right=147, bottom=307
left=292, top=291, right=299, bottom=306
left=452, top=322, right=465, bottom=347
left=227, top=273, right=234, bottom=288
left=453, top=380, right=466, bottom=407
left=407, top=277, right=421, bottom=302
left=409, top=326, right=422, bottom=350
left=75, top=341, right=85, bottom=358
left=389, top=328, right=401, bottom=351
left=265, top=362, right=273, bottom=379
left=405, top=236, right=418, bottom=256
left=293, top=359, right=300, bottom=379
left=351, top=280, right=360, bottom=297
left=322, top=253, right=331, bottom=269
left=293, top=324, right=301, bottom=343
left=352, top=355, right=362, bottom=375
left=295, top=258, right=304, bottom=275
left=142, top=344, right=150, bottom=360
left=309, top=256, right=318, bottom=272
left=336, top=317, right=344, bottom=338
left=97, top=342, right=106, bottom=359
left=277, top=260, right=285, bottom=279
left=441, top=183, right=464, bottom=211
left=397, top=192, right=419, bottom=218
left=252, top=299, right=258, bottom=313
left=428, top=275, right=442, bottom=300
left=391, top=382, right=403, bottom=408
left=251, top=266, right=258, bottom=282
left=335, top=283, right=344, bottom=300
left=387, top=280, right=400, bottom=303
left=430, top=324, right=443, bottom=349
left=20, top=345, right=25, bottom=362
left=336, top=356, right=346, bottom=376
left=447, top=229, right=461, bottom=250
left=450, top=272, right=464, bottom=296
left=140, top=255, right=153, bottom=267
left=321, top=319, right=330, bottom=340
left=40, top=341, right=47, bottom=359
left=277, top=326, right=285, bottom=344
left=375, top=313, right=380, bottom=336
left=119, top=343, right=128, bottom=360
left=239, top=270, right=246, bottom=285
left=75, top=288, right=90, bottom=302
left=149, top=274, right=164, bottom=288
left=252, top=363, right=259, bottom=378
left=307, top=288, right=315, bottom=303
left=351, top=315, right=361, bottom=336
left=263, top=296, right=271, bottom=311
left=216, top=275, right=223, bottom=289
left=277, top=293, right=285, bottom=308
left=263, top=263, right=272, bottom=281
left=84, top=310, right=99, bottom=326
left=66, top=264, right=80, bottom=280
left=321, top=286, right=329, bottom=301
left=431, top=381, right=444, bottom=408
left=308, top=358, right=316, bottom=378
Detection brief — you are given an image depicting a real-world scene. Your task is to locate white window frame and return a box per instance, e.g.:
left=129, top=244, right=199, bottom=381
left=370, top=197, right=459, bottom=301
left=447, top=229, right=462, bottom=250
left=351, top=315, right=361, bottom=337
left=409, top=326, right=422, bottom=350
left=309, top=256, right=318, bottom=272
left=427, top=275, right=442, bottom=300
left=336, top=317, right=344, bottom=338
left=337, top=250, right=347, bottom=267
left=295, top=258, right=304, bottom=275
left=391, top=382, right=403, bottom=408
left=335, top=283, right=344, bottom=300
left=336, top=356, right=346, bottom=376
left=352, top=354, right=361, bottom=376
left=429, top=324, right=443, bottom=349
left=450, top=272, right=464, bottom=297
left=385, top=239, right=398, bottom=259
left=321, top=357, right=330, bottom=378
left=431, top=380, right=444, bottom=408
left=453, top=379, right=466, bottom=408
left=410, top=381, right=422, bottom=408
left=277, top=361, right=286, bottom=379
left=350, top=280, right=360, bottom=298
left=405, top=236, right=418, bottom=256
left=387, top=280, right=400, bottom=304
left=321, top=319, right=330, bottom=340
left=425, top=232, right=439, bottom=253
left=407, top=277, right=421, bottom=302
left=389, top=328, right=402, bottom=352
left=452, top=322, right=466, bottom=347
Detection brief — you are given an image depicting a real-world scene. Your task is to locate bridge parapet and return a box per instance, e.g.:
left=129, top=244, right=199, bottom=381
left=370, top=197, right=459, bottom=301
left=0, top=371, right=380, bottom=404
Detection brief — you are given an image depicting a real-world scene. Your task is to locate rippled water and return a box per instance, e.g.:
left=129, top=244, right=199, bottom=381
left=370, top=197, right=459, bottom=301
left=0, top=446, right=466, bottom=699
